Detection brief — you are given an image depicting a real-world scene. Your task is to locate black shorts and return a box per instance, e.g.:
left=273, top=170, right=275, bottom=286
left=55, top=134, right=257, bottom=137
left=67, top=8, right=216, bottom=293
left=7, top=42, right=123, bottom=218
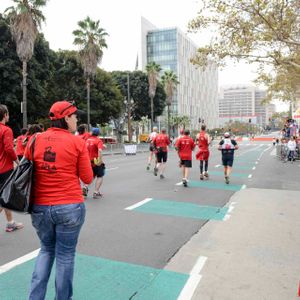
left=180, top=160, right=192, bottom=168
left=92, top=164, right=105, bottom=178
left=0, top=169, right=13, bottom=189
left=149, top=145, right=155, bottom=152
left=156, top=151, right=168, bottom=163
left=222, top=155, right=234, bottom=167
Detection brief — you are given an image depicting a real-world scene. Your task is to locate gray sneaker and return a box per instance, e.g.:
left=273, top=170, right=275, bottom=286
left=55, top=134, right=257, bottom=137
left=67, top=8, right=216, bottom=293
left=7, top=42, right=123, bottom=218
left=225, top=176, right=230, bottom=184
left=6, top=222, right=24, bottom=233
left=154, top=167, right=158, bottom=176
left=160, top=174, right=165, bottom=179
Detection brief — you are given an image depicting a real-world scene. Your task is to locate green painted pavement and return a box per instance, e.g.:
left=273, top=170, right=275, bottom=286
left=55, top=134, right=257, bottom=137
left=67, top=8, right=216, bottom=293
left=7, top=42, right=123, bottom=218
left=0, top=254, right=188, bottom=300
left=208, top=171, right=249, bottom=178
left=185, top=180, right=245, bottom=191
left=215, top=164, right=253, bottom=170
left=134, top=199, right=229, bottom=221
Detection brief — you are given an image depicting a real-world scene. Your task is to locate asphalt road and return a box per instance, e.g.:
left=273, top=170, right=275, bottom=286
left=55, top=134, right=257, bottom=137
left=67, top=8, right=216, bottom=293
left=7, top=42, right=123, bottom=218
left=1, top=139, right=299, bottom=299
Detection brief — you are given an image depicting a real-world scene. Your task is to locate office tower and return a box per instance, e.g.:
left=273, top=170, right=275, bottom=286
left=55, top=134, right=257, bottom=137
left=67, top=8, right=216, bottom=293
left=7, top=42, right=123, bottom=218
left=141, top=17, right=219, bottom=129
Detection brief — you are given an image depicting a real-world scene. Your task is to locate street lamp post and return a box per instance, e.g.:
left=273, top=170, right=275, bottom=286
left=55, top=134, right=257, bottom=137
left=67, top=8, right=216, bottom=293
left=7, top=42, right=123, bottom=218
left=124, top=98, right=134, bottom=143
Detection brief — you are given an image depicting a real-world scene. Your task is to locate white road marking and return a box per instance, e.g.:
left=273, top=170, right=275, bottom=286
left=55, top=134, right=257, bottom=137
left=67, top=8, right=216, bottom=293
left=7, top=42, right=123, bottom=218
left=252, top=166, right=256, bottom=170
left=223, top=202, right=236, bottom=221
left=106, top=167, right=119, bottom=171
left=177, top=256, right=208, bottom=300
left=215, top=164, right=221, bottom=168
left=241, top=184, right=247, bottom=190
left=125, top=198, right=153, bottom=210
left=248, top=174, right=252, bottom=179
left=0, top=249, right=40, bottom=275
left=176, top=182, right=183, bottom=186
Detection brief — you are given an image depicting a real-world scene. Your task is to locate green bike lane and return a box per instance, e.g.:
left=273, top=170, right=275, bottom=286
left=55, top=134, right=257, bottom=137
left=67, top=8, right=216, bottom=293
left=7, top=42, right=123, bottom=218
left=0, top=143, right=268, bottom=299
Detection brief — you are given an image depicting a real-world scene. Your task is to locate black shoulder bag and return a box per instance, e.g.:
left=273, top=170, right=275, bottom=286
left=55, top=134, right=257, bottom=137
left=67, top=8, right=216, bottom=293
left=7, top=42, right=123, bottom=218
left=0, top=136, right=36, bottom=213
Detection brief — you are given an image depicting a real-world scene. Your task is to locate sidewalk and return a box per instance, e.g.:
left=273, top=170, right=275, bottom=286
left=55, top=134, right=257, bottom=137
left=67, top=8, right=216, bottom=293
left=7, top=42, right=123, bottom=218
left=165, top=188, right=300, bottom=300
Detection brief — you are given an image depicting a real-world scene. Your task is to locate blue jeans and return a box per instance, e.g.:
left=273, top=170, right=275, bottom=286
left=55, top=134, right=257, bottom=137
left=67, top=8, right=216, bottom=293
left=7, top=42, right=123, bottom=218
left=28, top=203, right=85, bottom=300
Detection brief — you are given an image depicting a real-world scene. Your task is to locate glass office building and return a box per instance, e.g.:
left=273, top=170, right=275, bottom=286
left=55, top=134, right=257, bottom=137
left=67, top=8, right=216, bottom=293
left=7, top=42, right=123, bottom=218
left=141, top=17, right=219, bottom=129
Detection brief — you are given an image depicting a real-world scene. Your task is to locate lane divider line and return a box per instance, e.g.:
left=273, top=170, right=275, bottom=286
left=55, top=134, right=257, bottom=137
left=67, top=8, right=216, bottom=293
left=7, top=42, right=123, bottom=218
left=177, top=256, right=207, bottom=300
left=125, top=198, right=153, bottom=210
left=248, top=174, right=252, bottom=179
left=0, top=248, right=40, bottom=275
left=241, top=184, right=246, bottom=189
left=223, top=202, right=236, bottom=221
left=252, top=166, right=256, bottom=170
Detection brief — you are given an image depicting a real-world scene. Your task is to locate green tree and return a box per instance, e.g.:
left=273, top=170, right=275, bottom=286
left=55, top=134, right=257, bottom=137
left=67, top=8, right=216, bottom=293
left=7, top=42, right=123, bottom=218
left=73, top=16, right=108, bottom=129
left=111, top=70, right=166, bottom=121
left=47, top=51, right=122, bottom=125
left=146, top=61, right=162, bottom=128
left=189, top=0, right=300, bottom=102
left=161, top=70, right=179, bottom=136
left=0, top=14, right=54, bottom=133
left=5, top=0, right=48, bottom=128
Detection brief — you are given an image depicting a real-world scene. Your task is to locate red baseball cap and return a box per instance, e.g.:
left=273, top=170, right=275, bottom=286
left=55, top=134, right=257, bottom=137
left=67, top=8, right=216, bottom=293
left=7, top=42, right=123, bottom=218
left=49, top=100, right=77, bottom=120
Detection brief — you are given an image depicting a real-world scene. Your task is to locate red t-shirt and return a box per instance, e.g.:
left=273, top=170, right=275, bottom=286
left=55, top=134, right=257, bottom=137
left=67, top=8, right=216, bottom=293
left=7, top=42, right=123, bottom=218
left=86, top=136, right=104, bottom=160
left=15, top=134, right=26, bottom=156
left=176, top=136, right=195, bottom=160
left=0, top=123, right=17, bottom=174
left=153, top=134, right=170, bottom=152
left=198, top=131, right=209, bottom=151
left=79, top=132, right=91, bottom=141
left=24, top=128, right=93, bottom=205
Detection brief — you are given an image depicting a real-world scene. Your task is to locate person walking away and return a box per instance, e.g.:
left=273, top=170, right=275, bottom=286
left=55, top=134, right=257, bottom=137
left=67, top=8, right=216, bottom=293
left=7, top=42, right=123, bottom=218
left=146, top=126, right=158, bottom=170
left=196, top=124, right=211, bottom=180
left=153, top=128, right=170, bottom=179
left=85, top=127, right=106, bottom=198
left=218, top=132, right=238, bottom=184
left=25, top=100, right=93, bottom=299
left=287, top=136, right=297, bottom=162
left=77, top=124, right=91, bottom=141
left=175, top=129, right=195, bottom=187
left=0, top=104, right=23, bottom=232
left=15, top=128, right=28, bottom=160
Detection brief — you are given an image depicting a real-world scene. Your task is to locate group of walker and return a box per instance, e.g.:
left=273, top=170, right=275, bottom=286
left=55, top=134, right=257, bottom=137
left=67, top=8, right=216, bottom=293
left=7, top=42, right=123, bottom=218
left=146, top=125, right=239, bottom=186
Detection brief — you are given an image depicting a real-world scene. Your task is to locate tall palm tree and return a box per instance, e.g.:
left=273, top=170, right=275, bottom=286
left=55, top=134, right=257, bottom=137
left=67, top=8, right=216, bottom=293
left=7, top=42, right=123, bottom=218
left=146, top=61, right=161, bottom=129
left=161, top=70, right=179, bottom=137
left=73, top=16, right=108, bottom=129
left=5, top=0, right=47, bottom=128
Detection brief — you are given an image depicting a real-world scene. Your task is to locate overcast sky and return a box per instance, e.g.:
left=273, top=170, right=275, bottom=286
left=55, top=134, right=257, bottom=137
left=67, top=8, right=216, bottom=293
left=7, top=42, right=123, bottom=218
left=0, top=0, right=288, bottom=111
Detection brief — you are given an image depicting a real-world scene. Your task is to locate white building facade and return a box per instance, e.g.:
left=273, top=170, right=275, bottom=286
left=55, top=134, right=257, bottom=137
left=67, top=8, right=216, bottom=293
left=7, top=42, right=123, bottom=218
left=141, top=17, right=219, bottom=130
left=219, top=85, right=271, bottom=127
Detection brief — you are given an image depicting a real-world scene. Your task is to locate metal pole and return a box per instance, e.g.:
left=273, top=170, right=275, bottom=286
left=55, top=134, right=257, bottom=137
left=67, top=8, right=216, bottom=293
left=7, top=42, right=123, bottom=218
left=127, top=73, right=132, bottom=142
left=87, top=77, right=90, bottom=131
left=22, top=61, right=27, bottom=128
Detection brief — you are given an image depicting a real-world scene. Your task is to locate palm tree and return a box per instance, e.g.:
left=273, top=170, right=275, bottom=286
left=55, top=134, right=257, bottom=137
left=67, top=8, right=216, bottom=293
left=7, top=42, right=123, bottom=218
left=73, top=16, right=108, bottom=129
left=5, top=0, right=47, bottom=128
left=146, top=61, right=161, bottom=129
left=161, top=70, right=179, bottom=137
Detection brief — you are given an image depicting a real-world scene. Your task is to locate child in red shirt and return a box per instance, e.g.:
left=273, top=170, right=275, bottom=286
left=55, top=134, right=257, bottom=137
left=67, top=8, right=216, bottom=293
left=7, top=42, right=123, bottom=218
left=85, top=127, right=105, bottom=198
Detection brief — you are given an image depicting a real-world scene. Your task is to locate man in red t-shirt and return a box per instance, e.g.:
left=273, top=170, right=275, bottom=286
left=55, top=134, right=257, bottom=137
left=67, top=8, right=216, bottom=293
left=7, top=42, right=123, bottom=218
left=152, top=128, right=170, bottom=179
left=0, top=104, right=23, bottom=232
left=175, top=129, right=195, bottom=186
left=85, top=127, right=105, bottom=198
left=196, top=124, right=211, bottom=180
left=77, top=124, right=91, bottom=141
